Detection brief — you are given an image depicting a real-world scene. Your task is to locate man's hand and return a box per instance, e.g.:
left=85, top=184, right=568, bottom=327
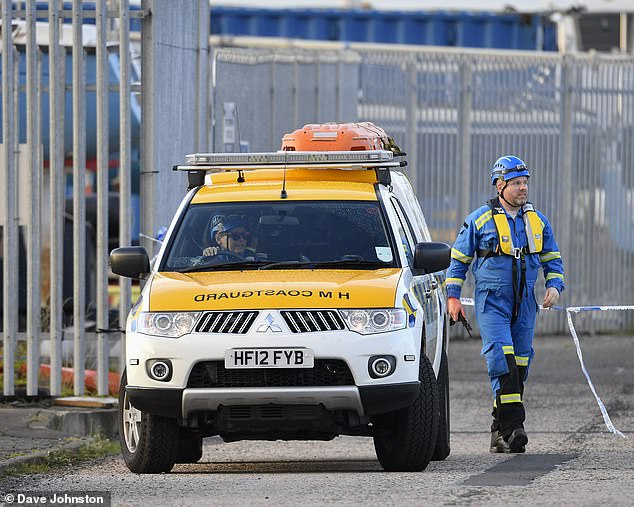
left=543, top=287, right=560, bottom=308
left=448, top=297, right=466, bottom=323
left=202, top=246, right=219, bottom=256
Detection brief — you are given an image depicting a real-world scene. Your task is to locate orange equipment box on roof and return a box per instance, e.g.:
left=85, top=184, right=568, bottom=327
left=281, top=121, right=400, bottom=153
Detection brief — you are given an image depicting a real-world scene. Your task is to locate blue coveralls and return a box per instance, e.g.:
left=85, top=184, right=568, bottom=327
left=446, top=201, right=565, bottom=436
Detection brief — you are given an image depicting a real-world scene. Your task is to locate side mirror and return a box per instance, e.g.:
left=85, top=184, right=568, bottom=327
left=110, top=246, right=150, bottom=279
left=413, top=241, right=451, bottom=275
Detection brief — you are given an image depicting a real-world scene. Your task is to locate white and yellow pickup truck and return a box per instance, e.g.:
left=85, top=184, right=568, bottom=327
left=110, top=122, right=451, bottom=473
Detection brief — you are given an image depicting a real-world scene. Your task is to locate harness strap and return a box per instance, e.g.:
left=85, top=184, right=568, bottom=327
left=482, top=197, right=534, bottom=321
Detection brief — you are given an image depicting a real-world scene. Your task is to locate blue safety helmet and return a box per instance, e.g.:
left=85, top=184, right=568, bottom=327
left=490, top=155, right=530, bottom=186
left=210, top=215, right=249, bottom=243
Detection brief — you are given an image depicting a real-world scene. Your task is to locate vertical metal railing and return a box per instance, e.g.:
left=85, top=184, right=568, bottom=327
left=72, top=0, right=87, bottom=395
left=26, top=0, right=42, bottom=397
left=48, top=0, right=64, bottom=396
left=2, top=0, right=17, bottom=396
left=1, top=0, right=139, bottom=397
left=119, top=0, right=132, bottom=372
left=96, top=0, right=110, bottom=396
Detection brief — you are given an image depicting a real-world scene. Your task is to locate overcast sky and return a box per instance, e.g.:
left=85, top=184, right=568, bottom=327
left=209, top=0, right=634, bottom=12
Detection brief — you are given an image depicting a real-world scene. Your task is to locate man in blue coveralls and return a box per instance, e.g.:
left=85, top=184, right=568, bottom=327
left=446, top=156, right=565, bottom=453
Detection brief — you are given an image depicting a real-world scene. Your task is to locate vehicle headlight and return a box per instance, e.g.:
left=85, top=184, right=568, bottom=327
left=339, top=309, right=407, bottom=335
left=137, top=312, right=201, bottom=338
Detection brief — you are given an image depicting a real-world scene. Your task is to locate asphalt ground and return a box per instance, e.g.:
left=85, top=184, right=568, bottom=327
left=0, top=333, right=632, bottom=506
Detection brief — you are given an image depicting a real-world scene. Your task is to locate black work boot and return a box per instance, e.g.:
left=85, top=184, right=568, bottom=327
left=490, top=430, right=510, bottom=453
left=507, top=428, right=528, bottom=453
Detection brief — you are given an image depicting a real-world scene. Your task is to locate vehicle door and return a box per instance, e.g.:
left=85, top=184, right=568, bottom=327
left=387, top=195, right=440, bottom=365
left=388, top=176, right=443, bottom=371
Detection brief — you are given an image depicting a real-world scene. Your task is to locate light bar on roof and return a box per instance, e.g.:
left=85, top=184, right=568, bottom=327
left=184, top=150, right=394, bottom=166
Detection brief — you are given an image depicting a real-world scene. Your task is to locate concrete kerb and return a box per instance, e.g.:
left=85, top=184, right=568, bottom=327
left=0, top=403, right=119, bottom=475
left=0, top=437, right=98, bottom=475
left=46, top=407, right=119, bottom=438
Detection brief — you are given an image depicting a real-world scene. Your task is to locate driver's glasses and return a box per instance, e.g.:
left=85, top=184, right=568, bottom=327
left=227, top=231, right=250, bottom=241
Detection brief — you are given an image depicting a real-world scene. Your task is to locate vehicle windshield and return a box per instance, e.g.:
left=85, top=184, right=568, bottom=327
left=162, top=200, right=397, bottom=271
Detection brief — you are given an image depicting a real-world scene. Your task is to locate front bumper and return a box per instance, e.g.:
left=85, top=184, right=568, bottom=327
left=127, top=381, right=420, bottom=419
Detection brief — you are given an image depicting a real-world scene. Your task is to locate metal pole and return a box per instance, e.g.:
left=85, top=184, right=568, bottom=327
left=26, top=0, right=42, bottom=397
left=559, top=55, right=574, bottom=282
left=195, top=0, right=209, bottom=152
left=96, top=0, right=110, bottom=395
left=458, top=56, right=473, bottom=222
left=72, top=0, right=86, bottom=395
left=406, top=58, right=418, bottom=195
left=119, top=0, right=132, bottom=374
left=140, top=0, right=156, bottom=259
left=48, top=0, right=64, bottom=396
left=2, top=0, right=17, bottom=396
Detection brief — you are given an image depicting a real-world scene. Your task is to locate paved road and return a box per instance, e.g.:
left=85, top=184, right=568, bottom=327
left=2, top=334, right=633, bottom=506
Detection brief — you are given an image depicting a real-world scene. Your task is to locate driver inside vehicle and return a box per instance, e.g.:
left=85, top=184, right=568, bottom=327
left=202, top=215, right=255, bottom=259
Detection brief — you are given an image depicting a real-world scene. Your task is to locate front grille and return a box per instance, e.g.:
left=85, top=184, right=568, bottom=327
left=195, top=311, right=259, bottom=334
left=281, top=310, right=345, bottom=333
left=187, top=359, right=354, bottom=388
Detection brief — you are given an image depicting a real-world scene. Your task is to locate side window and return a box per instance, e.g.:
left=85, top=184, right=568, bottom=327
left=391, top=198, right=416, bottom=266
left=393, top=197, right=423, bottom=243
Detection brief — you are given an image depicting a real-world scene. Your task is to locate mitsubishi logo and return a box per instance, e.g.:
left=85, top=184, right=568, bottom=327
left=257, top=313, right=282, bottom=333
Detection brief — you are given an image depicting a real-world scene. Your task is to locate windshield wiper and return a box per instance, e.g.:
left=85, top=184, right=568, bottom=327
left=257, top=261, right=316, bottom=270
left=174, top=259, right=388, bottom=273
left=309, top=260, right=389, bottom=269
left=259, top=259, right=389, bottom=270
left=174, top=260, right=265, bottom=273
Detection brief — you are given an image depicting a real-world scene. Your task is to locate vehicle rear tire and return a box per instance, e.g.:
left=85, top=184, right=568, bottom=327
left=118, top=370, right=179, bottom=473
left=373, top=354, right=439, bottom=472
left=431, top=349, right=451, bottom=461
left=175, top=429, right=203, bottom=464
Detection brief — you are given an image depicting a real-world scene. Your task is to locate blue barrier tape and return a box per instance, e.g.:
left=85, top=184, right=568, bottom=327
left=459, top=297, right=628, bottom=438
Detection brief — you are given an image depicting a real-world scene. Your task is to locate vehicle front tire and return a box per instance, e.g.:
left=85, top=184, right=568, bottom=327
left=118, top=370, right=179, bottom=473
left=373, top=354, right=439, bottom=472
left=431, top=349, right=451, bottom=461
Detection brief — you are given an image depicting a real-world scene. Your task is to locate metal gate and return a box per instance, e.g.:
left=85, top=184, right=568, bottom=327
left=210, top=40, right=634, bottom=335
left=1, top=0, right=140, bottom=396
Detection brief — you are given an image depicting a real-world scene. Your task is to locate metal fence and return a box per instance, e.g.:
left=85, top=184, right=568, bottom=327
left=1, top=0, right=139, bottom=396
left=210, top=41, right=634, bottom=335
left=3, top=15, right=634, bottom=397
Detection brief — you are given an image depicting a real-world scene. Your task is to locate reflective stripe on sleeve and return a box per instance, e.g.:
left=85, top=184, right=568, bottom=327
left=540, top=251, right=561, bottom=262
left=502, top=345, right=515, bottom=355
left=446, top=277, right=465, bottom=286
left=451, top=248, right=473, bottom=264
left=475, top=210, right=493, bottom=229
left=500, top=393, right=522, bottom=404
left=546, top=272, right=565, bottom=282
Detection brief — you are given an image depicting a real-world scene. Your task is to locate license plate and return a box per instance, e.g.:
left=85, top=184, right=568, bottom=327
left=224, top=348, right=314, bottom=369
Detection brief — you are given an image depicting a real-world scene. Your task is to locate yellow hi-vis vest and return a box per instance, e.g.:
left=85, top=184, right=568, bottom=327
left=489, top=198, right=543, bottom=258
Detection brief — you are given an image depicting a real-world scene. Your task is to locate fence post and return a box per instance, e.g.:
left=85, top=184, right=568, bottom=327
left=458, top=56, right=473, bottom=222
left=559, top=55, right=574, bottom=294
left=25, top=0, right=42, bottom=397
left=95, top=0, right=110, bottom=396
left=48, top=0, right=65, bottom=397
left=118, top=0, right=132, bottom=376
left=140, top=0, right=212, bottom=256
left=406, top=58, right=418, bottom=194
left=2, top=0, right=17, bottom=396
left=72, top=0, right=87, bottom=395
left=195, top=0, right=210, bottom=152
